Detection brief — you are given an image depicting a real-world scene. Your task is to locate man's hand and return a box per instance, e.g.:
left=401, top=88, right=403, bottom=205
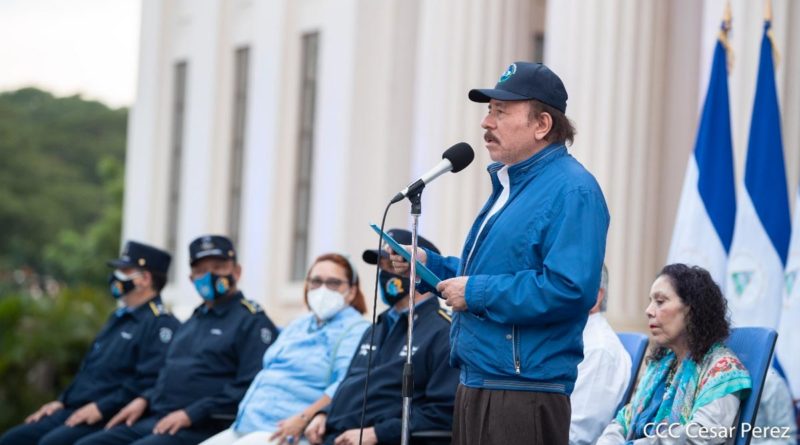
left=304, top=413, right=327, bottom=445
left=269, top=413, right=309, bottom=445
left=334, top=427, right=378, bottom=445
left=152, top=409, right=191, bottom=435
left=105, top=397, right=147, bottom=429
left=65, top=402, right=102, bottom=426
left=25, top=401, right=64, bottom=424
left=437, top=277, right=469, bottom=311
left=387, top=245, right=427, bottom=277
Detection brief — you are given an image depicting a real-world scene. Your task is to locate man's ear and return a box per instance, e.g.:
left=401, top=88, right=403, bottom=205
left=232, top=263, right=242, bottom=281
left=139, top=270, right=154, bottom=290
left=534, top=111, right=553, bottom=142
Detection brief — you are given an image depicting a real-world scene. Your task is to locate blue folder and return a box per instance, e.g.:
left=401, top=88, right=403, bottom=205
left=369, top=223, right=442, bottom=289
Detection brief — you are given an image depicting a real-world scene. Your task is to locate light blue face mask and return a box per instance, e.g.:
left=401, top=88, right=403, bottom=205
left=193, top=272, right=234, bottom=301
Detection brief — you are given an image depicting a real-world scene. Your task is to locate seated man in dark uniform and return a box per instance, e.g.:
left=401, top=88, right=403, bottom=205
left=304, top=230, right=459, bottom=445
left=76, top=235, right=279, bottom=445
left=0, top=241, right=180, bottom=445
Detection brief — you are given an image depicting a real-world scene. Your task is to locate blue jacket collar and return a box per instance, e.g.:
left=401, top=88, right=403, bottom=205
left=487, top=143, right=567, bottom=185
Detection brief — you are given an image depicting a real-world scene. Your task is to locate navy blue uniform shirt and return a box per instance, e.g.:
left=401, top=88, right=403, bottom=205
left=323, top=297, right=459, bottom=444
left=143, top=291, right=278, bottom=424
left=59, top=296, right=180, bottom=418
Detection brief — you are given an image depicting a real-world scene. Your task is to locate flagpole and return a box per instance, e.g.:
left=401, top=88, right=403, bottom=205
left=763, top=0, right=782, bottom=69
left=720, top=1, right=733, bottom=73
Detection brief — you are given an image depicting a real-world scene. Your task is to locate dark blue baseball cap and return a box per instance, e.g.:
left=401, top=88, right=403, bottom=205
left=108, top=240, right=172, bottom=275
left=468, top=62, right=568, bottom=113
left=362, top=228, right=440, bottom=264
left=189, top=235, right=237, bottom=265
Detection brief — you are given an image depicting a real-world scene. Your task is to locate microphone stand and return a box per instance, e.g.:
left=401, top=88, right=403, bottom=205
left=400, top=187, right=423, bottom=445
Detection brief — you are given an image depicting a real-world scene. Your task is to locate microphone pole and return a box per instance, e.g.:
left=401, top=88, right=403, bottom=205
left=386, top=142, right=471, bottom=445
left=400, top=186, right=423, bottom=445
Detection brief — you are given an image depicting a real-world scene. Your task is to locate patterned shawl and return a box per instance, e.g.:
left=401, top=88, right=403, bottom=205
left=615, top=343, right=751, bottom=438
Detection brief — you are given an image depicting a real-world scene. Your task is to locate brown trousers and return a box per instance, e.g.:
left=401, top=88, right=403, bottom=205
left=451, top=384, right=571, bottom=445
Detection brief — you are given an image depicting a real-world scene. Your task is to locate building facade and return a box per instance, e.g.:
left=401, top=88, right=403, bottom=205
left=123, top=0, right=800, bottom=328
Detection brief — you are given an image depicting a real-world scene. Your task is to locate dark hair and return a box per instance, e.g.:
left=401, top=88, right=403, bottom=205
left=304, top=253, right=367, bottom=314
left=649, top=263, right=730, bottom=362
left=149, top=270, right=168, bottom=292
left=527, top=100, right=576, bottom=146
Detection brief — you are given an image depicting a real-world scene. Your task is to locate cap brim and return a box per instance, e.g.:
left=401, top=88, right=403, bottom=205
left=107, top=258, right=137, bottom=269
left=468, top=88, right=531, bottom=103
left=362, top=249, right=389, bottom=265
left=190, top=251, right=230, bottom=265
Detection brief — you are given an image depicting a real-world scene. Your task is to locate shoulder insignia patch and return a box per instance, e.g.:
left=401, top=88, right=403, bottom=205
left=240, top=298, right=262, bottom=314
left=149, top=301, right=163, bottom=316
left=437, top=309, right=452, bottom=323
left=159, top=327, right=173, bottom=343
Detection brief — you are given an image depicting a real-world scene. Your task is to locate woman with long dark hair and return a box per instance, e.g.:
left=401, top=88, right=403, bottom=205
left=597, top=264, right=751, bottom=444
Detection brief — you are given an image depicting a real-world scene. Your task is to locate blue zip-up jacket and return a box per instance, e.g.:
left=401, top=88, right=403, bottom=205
left=424, top=143, right=609, bottom=395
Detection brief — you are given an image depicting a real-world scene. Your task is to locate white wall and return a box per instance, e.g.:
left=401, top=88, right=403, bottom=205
left=124, top=0, right=800, bottom=329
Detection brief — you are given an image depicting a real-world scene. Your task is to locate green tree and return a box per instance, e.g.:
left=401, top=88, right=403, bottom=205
left=0, top=87, right=127, bottom=429
left=0, top=87, right=127, bottom=279
left=0, top=288, right=113, bottom=429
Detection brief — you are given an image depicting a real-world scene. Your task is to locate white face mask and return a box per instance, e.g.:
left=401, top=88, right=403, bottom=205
left=307, top=287, right=347, bottom=321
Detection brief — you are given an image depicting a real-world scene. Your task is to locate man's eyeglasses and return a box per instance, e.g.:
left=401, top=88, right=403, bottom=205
left=307, top=277, right=347, bottom=290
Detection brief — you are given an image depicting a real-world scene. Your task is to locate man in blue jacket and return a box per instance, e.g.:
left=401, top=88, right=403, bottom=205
left=305, top=230, right=459, bottom=445
left=75, top=235, right=278, bottom=445
left=390, top=62, right=609, bottom=445
left=0, top=241, right=180, bottom=445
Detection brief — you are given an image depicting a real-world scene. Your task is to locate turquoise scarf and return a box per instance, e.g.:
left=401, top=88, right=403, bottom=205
left=615, top=343, right=751, bottom=438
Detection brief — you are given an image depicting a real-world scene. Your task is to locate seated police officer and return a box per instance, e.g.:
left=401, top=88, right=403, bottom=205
left=76, top=235, right=279, bottom=445
left=304, top=230, right=459, bottom=445
left=0, top=241, right=180, bottom=445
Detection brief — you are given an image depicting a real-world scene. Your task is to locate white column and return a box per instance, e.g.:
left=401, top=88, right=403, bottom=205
left=306, top=0, right=359, bottom=258
left=236, top=0, right=287, bottom=310
left=122, top=0, right=168, bottom=244
left=163, top=0, right=226, bottom=317
left=546, top=0, right=701, bottom=330
left=340, top=0, right=421, bottom=298
left=409, top=0, right=533, bottom=257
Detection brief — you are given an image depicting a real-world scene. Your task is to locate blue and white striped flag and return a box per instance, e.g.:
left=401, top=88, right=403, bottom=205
left=726, top=20, right=790, bottom=329
left=667, top=23, right=735, bottom=287
left=779, top=184, right=800, bottom=399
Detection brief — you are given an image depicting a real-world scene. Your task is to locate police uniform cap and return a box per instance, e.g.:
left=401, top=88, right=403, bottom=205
left=468, top=62, right=568, bottom=113
left=362, top=228, right=440, bottom=265
left=108, top=241, right=171, bottom=275
left=189, top=235, right=237, bottom=265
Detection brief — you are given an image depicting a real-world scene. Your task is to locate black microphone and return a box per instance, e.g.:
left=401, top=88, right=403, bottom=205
left=390, top=143, right=475, bottom=204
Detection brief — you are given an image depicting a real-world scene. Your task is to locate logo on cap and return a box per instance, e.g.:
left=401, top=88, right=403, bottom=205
left=499, top=63, right=517, bottom=83
left=201, top=236, right=214, bottom=251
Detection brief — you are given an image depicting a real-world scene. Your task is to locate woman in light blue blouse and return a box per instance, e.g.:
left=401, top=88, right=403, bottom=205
left=200, top=253, right=369, bottom=445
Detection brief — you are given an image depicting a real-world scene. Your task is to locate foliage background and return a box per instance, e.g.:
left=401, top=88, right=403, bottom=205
left=0, top=88, right=125, bottom=430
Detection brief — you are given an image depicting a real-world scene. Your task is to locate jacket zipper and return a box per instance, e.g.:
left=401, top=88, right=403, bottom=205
left=512, top=325, right=521, bottom=375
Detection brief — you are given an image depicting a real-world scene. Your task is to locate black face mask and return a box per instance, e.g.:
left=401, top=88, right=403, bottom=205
left=109, top=271, right=137, bottom=299
left=193, top=272, right=235, bottom=301
left=378, top=270, right=410, bottom=306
